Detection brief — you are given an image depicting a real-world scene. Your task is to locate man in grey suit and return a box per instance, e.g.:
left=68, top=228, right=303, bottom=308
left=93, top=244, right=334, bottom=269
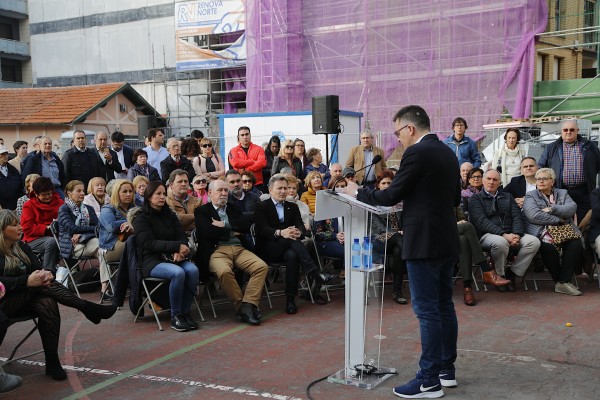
left=347, top=105, right=460, bottom=399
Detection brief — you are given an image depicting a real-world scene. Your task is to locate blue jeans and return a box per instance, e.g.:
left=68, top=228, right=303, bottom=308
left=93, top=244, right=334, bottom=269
left=406, top=257, right=458, bottom=379
left=149, top=261, right=199, bottom=317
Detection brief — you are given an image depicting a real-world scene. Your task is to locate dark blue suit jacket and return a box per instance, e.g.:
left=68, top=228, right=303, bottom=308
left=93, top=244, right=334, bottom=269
left=358, top=134, right=460, bottom=260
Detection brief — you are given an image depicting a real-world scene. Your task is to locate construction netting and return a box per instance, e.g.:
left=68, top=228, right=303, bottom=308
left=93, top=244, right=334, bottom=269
left=246, top=0, right=548, bottom=156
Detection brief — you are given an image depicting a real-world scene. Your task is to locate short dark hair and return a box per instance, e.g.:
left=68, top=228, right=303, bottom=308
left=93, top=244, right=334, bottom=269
left=168, top=169, right=189, bottom=185
left=521, top=156, right=536, bottom=165
left=451, top=117, right=468, bottom=130
left=133, top=148, right=148, bottom=162
left=237, top=126, right=251, bottom=135
left=12, top=140, right=27, bottom=152
left=241, top=170, right=256, bottom=185
left=143, top=181, right=168, bottom=214
left=269, top=173, right=288, bottom=188
left=467, top=168, right=484, bottom=181
left=181, top=138, right=199, bottom=157
left=32, top=176, right=55, bottom=194
left=225, top=169, right=241, bottom=178
left=111, top=131, right=125, bottom=143
left=73, top=130, right=86, bottom=138
left=306, top=148, right=321, bottom=163
left=504, top=128, right=521, bottom=142
left=393, top=105, right=431, bottom=132
left=191, top=129, right=204, bottom=139
left=147, top=128, right=163, bottom=141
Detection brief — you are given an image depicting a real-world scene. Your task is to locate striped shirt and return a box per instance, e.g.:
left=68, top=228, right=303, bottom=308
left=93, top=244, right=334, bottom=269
left=562, top=140, right=585, bottom=187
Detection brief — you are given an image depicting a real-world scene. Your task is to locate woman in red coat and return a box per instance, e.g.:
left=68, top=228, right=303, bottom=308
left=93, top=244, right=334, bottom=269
left=20, top=177, right=64, bottom=270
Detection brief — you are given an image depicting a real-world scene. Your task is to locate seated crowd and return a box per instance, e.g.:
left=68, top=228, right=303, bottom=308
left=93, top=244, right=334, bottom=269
left=1, top=119, right=599, bottom=393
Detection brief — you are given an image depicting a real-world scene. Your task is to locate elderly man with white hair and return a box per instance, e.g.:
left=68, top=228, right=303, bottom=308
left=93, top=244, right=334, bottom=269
left=468, top=169, right=540, bottom=292
left=160, top=137, right=194, bottom=184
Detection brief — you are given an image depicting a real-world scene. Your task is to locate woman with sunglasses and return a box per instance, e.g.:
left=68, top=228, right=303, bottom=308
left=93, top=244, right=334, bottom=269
left=271, top=139, right=303, bottom=179
left=241, top=171, right=263, bottom=196
left=190, top=175, right=209, bottom=204
left=192, top=138, right=225, bottom=183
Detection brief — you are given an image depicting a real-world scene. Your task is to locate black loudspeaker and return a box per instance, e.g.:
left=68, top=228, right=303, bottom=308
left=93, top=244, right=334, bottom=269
left=312, top=95, right=340, bottom=134
left=138, top=115, right=157, bottom=140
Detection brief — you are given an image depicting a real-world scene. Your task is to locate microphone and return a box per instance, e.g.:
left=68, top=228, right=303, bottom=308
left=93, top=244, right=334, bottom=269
left=329, top=154, right=383, bottom=193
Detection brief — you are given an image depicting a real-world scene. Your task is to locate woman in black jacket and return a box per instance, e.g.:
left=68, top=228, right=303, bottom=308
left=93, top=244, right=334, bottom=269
left=132, top=181, right=200, bottom=332
left=0, top=210, right=117, bottom=381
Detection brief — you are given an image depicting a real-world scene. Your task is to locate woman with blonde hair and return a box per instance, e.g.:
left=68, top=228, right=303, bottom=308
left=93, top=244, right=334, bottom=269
left=98, top=179, right=135, bottom=296
left=15, top=173, right=40, bottom=219
left=192, top=137, right=225, bottom=183
left=300, top=170, right=325, bottom=215
left=271, top=139, right=303, bottom=179
left=132, top=175, right=150, bottom=207
left=83, top=177, right=108, bottom=218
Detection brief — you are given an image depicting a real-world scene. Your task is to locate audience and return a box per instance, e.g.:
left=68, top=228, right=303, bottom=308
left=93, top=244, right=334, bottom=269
left=285, top=175, right=311, bottom=230
left=241, top=171, right=263, bottom=197
left=192, top=137, right=225, bottom=183
left=133, top=181, right=200, bottom=332
left=15, top=173, right=40, bottom=219
left=181, top=137, right=200, bottom=160
left=345, top=131, right=386, bottom=186
left=99, top=179, right=135, bottom=295
left=305, top=148, right=330, bottom=184
left=469, top=170, right=540, bottom=292
left=490, top=128, right=526, bottom=185
left=20, top=177, right=63, bottom=270
left=142, top=128, right=169, bottom=180
left=523, top=168, right=583, bottom=296
left=132, top=175, right=149, bottom=207
left=263, top=135, right=281, bottom=192
left=127, top=149, right=160, bottom=182
left=190, top=175, right=209, bottom=204
left=444, top=117, right=481, bottom=167
left=0, top=210, right=117, bottom=381
left=226, top=169, right=260, bottom=219
left=0, top=148, right=24, bottom=210
left=8, top=140, right=27, bottom=173
left=21, top=137, right=65, bottom=199
left=293, top=138, right=309, bottom=177
left=92, top=131, right=123, bottom=184
left=272, top=139, right=303, bottom=178
left=161, top=138, right=195, bottom=184
left=110, top=131, right=134, bottom=180
left=460, top=167, right=483, bottom=216
left=166, top=169, right=201, bottom=234
left=459, top=162, right=473, bottom=189
left=228, top=126, right=267, bottom=187
left=83, top=177, right=108, bottom=218
left=62, top=130, right=96, bottom=188
left=503, top=157, right=538, bottom=209
left=300, top=170, right=325, bottom=215
left=195, top=180, right=268, bottom=325
left=326, top=162, right=343, bottom=187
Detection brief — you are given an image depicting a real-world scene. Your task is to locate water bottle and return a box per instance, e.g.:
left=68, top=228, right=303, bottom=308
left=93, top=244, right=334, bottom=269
left=351, top=239, right=361, bottom=269
left=362, top=236, right=372, bottom=269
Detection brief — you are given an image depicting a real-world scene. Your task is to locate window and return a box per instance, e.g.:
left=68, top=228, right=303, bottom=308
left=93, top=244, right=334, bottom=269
left=553, top=57, right=561, bottom=80
left=536, top=54, right=546, bottom=81
left=584, top=0, right=597, bottom=49
left=1, top=59, right=22, bottom=83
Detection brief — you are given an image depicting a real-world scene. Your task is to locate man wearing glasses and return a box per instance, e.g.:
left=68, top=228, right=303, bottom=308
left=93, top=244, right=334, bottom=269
left=345, top=131, right=386, bottom=187
left=539, top=119, right=600, bottom=225
left=444, top=117, right=481, bottom=168
left=161, top=137, right=194, bottom=184
left=228, top=126, right=267, bottom=187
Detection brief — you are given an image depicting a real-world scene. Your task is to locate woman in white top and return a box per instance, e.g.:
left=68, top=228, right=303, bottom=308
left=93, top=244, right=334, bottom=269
left=192, top=138, right=225, bottom=183
left=83, top=177, right=108, bottom=218
left=491, top=128, right=526, bottom=186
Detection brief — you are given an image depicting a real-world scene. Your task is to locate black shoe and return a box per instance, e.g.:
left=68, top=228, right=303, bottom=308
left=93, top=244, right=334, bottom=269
left=170, top=314, right=190, bottom=332
left=286, top=296, right=298, bottom=314
left=45, top=355, right=67, bottom=381
left=496, top=284, right=508, bottom=292
left=310, top=272, right=336, bottom=285
left=83, top=302, right=118, bottom=324
left=183, top=313, right=199, bottom=330
left=252, top=305, right=262, bottom=321
left=100, top=291, right=113, bottom=302
left=392, top=290, right=408, bottom=304
left=506, top=281, right=516, bottom=292
left=237, top=303, right=260, bottom=325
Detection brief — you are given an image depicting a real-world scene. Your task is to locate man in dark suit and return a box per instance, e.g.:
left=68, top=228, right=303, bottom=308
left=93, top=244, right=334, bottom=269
left=111, top=131, right=134, bottom=180
left=62, top=130, right=96, bottom=188
left=349, top=105, right=460, bottom=398
left=503, top=157, right=538, bottom=209
left=161, top=137, right=194, bottom=184
left=195, top=179, right=268, bottom=325
left=93, top=131, right=122, bottom=183
left=254, top=174, right=334, bottom=314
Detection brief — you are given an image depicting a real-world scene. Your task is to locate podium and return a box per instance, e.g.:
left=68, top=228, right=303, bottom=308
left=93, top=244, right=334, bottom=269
left=315, top=190, right=398, bottom=389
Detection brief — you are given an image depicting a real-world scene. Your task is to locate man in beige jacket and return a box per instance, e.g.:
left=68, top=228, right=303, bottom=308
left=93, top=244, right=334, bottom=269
left=345, top=131, right=387, bottom=186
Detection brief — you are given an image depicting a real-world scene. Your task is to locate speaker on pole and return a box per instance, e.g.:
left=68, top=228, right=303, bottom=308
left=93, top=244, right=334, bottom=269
left=312, top=95, right=340, bottom=134
left=138, top=115, right=157, bottom=140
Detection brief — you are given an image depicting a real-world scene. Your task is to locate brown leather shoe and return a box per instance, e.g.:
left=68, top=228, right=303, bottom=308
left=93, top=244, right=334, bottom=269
left=463, top=288, right=476, bottom=306
left=482, top=270, right=511, bottom=286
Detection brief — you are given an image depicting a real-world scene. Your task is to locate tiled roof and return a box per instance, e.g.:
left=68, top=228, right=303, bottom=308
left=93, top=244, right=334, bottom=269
left=0, top=83, right=127, bottom=125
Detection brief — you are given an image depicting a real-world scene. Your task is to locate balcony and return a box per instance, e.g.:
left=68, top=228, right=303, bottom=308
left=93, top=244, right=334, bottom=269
left=0, top=0, right=27, bottom=19
left=0, top=37, right=29, bottom=59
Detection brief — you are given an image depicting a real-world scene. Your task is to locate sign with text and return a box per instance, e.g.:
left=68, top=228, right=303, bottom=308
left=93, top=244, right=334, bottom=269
left=175, top=0, right=246, bottom=71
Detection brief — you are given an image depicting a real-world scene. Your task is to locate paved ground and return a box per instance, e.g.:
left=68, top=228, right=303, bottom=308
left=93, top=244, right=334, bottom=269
left=1, top=272, right=599, bottom=400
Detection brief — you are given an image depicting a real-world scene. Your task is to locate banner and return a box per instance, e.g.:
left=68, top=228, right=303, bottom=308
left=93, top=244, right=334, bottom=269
left=175, top=0, right=246, bottom=71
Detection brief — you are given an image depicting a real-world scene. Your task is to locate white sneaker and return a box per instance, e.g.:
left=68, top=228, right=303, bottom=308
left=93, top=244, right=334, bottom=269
left=554, top=282, right=581, bottom=296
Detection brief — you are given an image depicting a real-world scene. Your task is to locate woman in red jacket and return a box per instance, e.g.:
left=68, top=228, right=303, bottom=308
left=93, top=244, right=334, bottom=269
left=20, top=177, right=64, bottom=270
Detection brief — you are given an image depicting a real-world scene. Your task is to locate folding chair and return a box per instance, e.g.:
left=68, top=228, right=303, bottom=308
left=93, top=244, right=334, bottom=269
left=135, top=277, right=205, bottom=331
left=1, top=316, right=44, bottom=367
left=49, top=220, right=97, bottom=298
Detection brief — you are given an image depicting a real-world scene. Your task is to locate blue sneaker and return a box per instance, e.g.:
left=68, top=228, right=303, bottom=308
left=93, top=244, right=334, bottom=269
left=439, top=369, right=457, bottom=388
left=392, top=372, right=444, bottom=398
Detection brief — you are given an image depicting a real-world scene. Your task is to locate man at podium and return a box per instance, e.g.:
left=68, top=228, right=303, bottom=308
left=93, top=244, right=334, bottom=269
left=346, top=105, right=460, bottom=399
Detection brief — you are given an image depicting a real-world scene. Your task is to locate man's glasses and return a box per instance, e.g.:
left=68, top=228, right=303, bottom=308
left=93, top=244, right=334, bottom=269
left=202, top=143, right=212, bottom=148
left=193, top=179, right=207, bottom=184
left=394, top=125, right=409, bottom=138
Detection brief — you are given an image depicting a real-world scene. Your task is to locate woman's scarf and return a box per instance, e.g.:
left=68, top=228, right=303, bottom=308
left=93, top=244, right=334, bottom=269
left=66, top=198, right=90, bottom=226
left=498, top=144, right=523, bottom=184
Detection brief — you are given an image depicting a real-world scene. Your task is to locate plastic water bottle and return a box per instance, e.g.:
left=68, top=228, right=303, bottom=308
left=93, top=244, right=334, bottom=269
left=351, top=239, right=361, bottom=269
left=362, top=237, right=372, bottom=269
